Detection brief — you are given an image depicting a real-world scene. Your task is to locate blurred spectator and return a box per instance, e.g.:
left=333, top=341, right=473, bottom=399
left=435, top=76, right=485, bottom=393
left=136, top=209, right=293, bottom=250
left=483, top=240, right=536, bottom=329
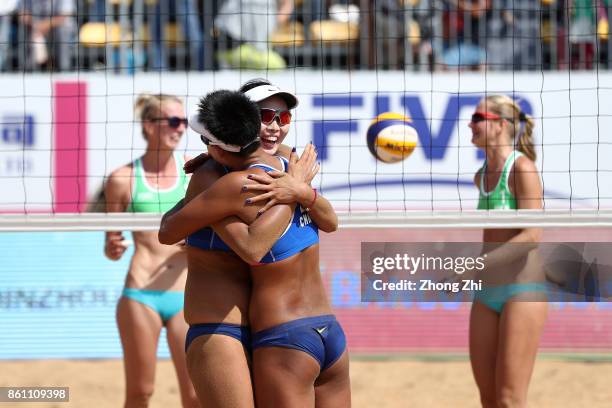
left=374, top=0, right=408, bottom=69
left=374, top=0, right=436, bottom=70
left=215, top=0, right=291, bottom=69
left=19, top=0, right=76, bottom=71
left=569, top=0, right=609, bottom=69
left=484, top=0, right=542, bottom=70
left=442, top=0, right=488, bottom=70
left=2, top=0, right=610, bottom=72
left=0, top=0, right=18, bottom=71
left=294, top=0, right=328, bottom=24
left=149, top=0, right=204, bottom=70
left=411, top=0, right=436, bottom=69
left=88, top=0, right=106, bottom=22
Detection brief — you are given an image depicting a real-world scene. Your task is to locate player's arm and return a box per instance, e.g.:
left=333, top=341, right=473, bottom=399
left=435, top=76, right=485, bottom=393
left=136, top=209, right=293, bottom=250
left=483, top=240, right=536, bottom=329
left=159, top=194, right=294, bottom=263
left=243, top=144, right=338, bottom=232
left=159, top=167, right=295, bottom=246
left=301, top=189, right=338, bottom=233
left=510, top=157, right=543, bottom=242
left=183, top=152, right=210, bottom=174
left=160, top=158, right=214, bottom=232
left=158, top=173, right=245, bottom=244
left=104, top=167, right=132, bottom=261
left=211, top=204, right=295, bottom=264
left=159, top=198, right=184, bottom=237
left=482, top=158, right=543, bottom=268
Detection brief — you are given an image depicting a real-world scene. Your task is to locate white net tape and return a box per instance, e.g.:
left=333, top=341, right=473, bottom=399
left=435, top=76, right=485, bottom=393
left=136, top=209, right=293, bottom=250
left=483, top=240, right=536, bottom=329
left=2, top=209, right=612, bottom=232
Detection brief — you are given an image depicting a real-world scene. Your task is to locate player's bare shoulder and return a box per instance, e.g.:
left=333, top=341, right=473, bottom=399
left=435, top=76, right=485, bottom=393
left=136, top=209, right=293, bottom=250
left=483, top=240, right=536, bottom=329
left=275, top=144, right=292, bottom=159
left=509, top=153, right=541, bottom=200
left=106, top=163, right=134, bottom=191
left=186, top=159, right=225, bottom=199
left=514, top=154, right=537, bottom=174
left=510, top=154, right=539, bottom=185
left=104, top=163, right=134, bottom=209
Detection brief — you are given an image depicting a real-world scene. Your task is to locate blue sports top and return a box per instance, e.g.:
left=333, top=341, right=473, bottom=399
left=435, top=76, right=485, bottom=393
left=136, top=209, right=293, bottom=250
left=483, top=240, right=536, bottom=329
left=186, top=157, right=319, bottom=264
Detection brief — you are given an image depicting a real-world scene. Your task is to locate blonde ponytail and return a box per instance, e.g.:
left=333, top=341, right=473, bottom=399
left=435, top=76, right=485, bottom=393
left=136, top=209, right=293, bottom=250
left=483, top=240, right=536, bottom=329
left=517, top=113, right=536, bottom=161
left=484, top=95, right=536, bottom=161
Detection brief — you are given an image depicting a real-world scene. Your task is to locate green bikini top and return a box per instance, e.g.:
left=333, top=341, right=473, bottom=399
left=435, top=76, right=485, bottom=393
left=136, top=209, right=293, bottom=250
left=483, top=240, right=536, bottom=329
left=127, top=153, right=188, bottom=213
left=477, top=151, right=523, bottom=210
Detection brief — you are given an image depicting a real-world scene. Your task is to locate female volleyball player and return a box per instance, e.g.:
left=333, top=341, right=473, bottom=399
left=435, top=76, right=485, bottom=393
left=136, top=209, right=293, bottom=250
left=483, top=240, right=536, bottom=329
left=182, top=78, right=296, bottom=173
left=469, top=95, right=547, bottom=408
left=172, top=85, right=302, bottom=407
left=159, top=80, right=326, bottom=407
left=160, top=89, right=351, bottom=407
left=104, top=94, right=198, bottom=408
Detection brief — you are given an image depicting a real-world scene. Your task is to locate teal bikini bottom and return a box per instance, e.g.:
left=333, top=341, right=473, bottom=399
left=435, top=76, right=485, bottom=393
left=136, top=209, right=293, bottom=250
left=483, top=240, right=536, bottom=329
left=474, top=283, right=547, bottom=314
left=122, top=288, right=184, bottom=323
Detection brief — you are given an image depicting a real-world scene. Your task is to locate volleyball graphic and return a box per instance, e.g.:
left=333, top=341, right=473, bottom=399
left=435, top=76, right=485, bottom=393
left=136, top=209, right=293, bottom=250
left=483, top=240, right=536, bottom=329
left=366, top=112, right=418, bottom=163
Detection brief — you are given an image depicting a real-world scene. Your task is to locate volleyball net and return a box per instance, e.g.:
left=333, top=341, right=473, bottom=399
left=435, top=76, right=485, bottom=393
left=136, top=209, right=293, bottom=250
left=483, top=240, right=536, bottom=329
left=2, top=2, right=612, bottom=229
left=2, top=69, right=612, bottom=230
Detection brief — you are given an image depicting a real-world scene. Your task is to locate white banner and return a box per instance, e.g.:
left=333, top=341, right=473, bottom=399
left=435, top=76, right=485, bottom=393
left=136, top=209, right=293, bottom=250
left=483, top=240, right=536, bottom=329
left=1, top=71, right=611, bottom=212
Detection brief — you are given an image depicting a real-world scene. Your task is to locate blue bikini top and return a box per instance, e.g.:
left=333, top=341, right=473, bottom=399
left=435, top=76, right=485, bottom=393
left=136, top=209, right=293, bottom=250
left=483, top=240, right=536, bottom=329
left=186, top=157, right=319, bottom=264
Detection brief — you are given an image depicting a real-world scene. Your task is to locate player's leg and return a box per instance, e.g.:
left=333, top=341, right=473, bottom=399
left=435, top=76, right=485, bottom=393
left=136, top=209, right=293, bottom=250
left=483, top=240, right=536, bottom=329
left=469, top=301, right=500, bottom=408
left=252, top=347, right=320, bottom=407
left=165, top=310, right=200, bottom=408
left=116, top=295, right=163, bottom=408
left=314, top=350, right=351, bottom=408
left=186, top=333, right=254, bottom=408
left=495, top=301, right=547, bottom=408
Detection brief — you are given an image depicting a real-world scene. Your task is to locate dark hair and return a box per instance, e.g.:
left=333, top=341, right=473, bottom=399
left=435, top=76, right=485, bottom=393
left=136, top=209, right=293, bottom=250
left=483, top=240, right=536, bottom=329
left=197, top=90, right=261, bottom=155
left=238, top=78, right=272, bottom=94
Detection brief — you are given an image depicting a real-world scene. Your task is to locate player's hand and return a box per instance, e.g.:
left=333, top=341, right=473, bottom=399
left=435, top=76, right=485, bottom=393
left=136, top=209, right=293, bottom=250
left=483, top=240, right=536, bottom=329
left=105, top=234, right=130, bottom=261
left=242, top=145, right=319, bottom=213
left=183, top=153, right=209, bottom=174
left=288, top=143, right=319, bottom=184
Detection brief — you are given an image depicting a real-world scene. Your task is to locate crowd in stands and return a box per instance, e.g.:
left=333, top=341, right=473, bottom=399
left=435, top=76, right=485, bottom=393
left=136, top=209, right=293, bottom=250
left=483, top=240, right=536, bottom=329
left=0, top=0, right=610, bottom=72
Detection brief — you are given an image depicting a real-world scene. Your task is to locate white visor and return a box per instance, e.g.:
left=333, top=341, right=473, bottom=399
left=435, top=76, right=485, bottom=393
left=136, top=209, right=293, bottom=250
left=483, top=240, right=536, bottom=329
left=189, top=113, right=259, bottom=153
left=244, top=84, right=299, bottom=109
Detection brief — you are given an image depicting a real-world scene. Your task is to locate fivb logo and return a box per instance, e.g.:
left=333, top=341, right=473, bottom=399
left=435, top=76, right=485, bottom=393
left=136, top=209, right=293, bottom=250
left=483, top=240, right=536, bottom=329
left=311, top=94, right=533, bottom=161
left=2, top=114, right=35, bottom=148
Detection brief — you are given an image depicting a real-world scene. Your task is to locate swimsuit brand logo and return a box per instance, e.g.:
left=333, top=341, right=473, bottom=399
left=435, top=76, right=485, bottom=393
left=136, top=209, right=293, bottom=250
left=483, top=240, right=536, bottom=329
left=315, top=326, right=327, bottom=334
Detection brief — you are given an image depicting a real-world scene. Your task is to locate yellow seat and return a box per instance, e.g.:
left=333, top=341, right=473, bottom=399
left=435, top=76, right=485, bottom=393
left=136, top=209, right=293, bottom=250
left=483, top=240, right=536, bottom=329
left=309, top=20, right=359, bottom=44
left=164, top=23, right=183, bottom=46
left=138, top=23, right=184, bottom=46
left=80, top=22, right=181, bottom=47
left=85, top=0, right=133, bottom=5
left=79, top=22, right=131, bottom=47
left=271, top=22, right=305, bottom=47
left=408, top=19, right=420, bottom=46
left=541, top=20, right=553, bottom=44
